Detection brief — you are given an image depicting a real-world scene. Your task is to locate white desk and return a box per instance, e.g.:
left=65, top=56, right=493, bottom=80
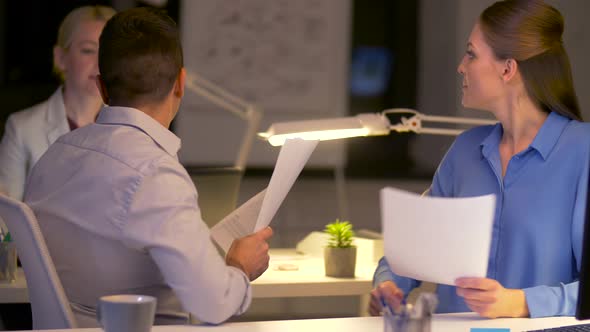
left=12, top=313, right=590, bottom=332
left=253, top=248, right=375, bottom=298
left=0, top=249, right=375, bottom=305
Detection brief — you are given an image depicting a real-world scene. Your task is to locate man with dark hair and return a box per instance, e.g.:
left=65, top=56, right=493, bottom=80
left=98, top=7, right=184, bottom=106
left=24, top=7, right=272, bottom=326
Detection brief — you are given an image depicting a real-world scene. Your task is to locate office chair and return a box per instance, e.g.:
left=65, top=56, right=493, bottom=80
left=185, top=166, right=244, bottom=228
left=0, top=194, right=77, bottom=329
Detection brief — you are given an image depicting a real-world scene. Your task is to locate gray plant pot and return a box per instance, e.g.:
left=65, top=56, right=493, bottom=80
left=324, top=246, right=357, bottom=278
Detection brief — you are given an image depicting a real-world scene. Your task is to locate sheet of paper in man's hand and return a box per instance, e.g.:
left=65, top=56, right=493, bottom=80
left=210, top=138, right=318, bottom=253
left=255, top=138, right=318, bottom=232
left=210, top=189, right=266, bottom=253
left=380, top=187, right=496, bottom=286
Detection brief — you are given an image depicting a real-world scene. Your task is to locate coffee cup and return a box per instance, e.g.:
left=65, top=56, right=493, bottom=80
left=97, top=294, right=156, bottom=332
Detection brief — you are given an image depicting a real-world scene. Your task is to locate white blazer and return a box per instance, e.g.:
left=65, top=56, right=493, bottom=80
left=0, top=88, right=69, bottom=200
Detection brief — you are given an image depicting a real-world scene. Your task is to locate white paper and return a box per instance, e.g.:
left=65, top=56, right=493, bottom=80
left=255, top=139, right=318, bottom=232
left=210, top=138, right=318, bottom=253
left=210, top=189, right=266, bottom=253
left=380, top=187, right=495, bottom=286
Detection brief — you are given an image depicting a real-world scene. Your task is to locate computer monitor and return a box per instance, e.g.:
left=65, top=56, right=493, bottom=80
left=576, top=167, right=590, bottom=319
left=185, top=166, right=243, bottom=229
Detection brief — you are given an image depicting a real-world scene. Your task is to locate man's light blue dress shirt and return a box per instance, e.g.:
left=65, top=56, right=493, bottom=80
left=374, top=112, right=590, bottom=317
left=25, top=107, right=251, bottom=326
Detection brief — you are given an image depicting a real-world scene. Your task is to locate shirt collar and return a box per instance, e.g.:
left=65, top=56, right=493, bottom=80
left=96, top=106, right=181, bottom=156
left=480, top=112, right=570, bottom=160
left=46, top=87, right=71, bottom=144
left=480, top=123, right=502, bottom=160
left=529, top=112, right=570, bottom=160
left=46, top=87, right=67, bottom=126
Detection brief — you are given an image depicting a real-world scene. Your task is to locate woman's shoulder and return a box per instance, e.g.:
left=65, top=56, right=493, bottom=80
left=9, top=99, right=52, bottom=122
left=458, top=123, right=497, bottom=139
left=564, top=119, right=590, bottom=132
left=547, top=118, right=590, bottom=158
left=435, top=124, right=498, bottom=167
left=561, top=119, right=590, bottom=144
left=6, top=89, right=61, bottom=128
left=451, top=123, right=498, bottom=149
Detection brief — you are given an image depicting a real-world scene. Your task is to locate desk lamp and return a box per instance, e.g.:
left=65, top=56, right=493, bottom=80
left=257, top=108, right=496, bottom=146
left=257, top=109, right=497, bottom=220
left=185, top=71, right=263, bottom=170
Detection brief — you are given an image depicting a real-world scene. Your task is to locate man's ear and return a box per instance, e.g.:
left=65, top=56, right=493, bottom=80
left=174, top=67, right=186, bottom=98
left=501, top=58, right=518, bottom=83
left=95, top=75, right=109, bottom=105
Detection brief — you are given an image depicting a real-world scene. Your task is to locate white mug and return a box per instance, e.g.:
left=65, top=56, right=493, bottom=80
left=97, top=295, right=157, bottom=332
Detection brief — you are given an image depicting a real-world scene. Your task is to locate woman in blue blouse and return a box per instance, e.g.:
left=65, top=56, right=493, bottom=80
left=370, top=0, right=590, bottom=318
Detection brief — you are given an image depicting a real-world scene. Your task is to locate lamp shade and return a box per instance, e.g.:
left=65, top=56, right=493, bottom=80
left=258, top=113, right=390, bottom=146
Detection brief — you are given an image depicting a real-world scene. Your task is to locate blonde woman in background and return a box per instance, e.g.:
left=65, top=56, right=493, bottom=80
left=0, top=5, right=116, bottom=200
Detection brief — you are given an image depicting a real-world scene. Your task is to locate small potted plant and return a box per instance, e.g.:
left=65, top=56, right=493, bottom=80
left=324, top=219, right=356, bottom=277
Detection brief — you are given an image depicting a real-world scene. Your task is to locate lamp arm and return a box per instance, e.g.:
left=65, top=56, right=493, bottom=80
left=383, top=108, right=496, bottom=136
left=185, top=73, right=252, bottom=120
left=235, top=106, right=263, bottom=170
left=184, top=71, right=264, bottom=169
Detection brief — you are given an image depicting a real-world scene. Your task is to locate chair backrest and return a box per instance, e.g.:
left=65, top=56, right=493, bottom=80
left=0, top=194, right=77, bottom=329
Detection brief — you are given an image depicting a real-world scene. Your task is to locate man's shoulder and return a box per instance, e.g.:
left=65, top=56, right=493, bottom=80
left=27, top=123, right=186, bottom=217
left=57, top=123, right=179, bottom=175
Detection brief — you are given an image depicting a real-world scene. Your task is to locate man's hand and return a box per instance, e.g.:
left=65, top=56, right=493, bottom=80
left=226, top=227, right=273, bottom=281
left=369, top=281, right=405, bottom=316
left=455, top=277, right=529, bottom=318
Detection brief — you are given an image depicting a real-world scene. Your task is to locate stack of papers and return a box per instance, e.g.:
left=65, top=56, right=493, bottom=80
left=380, top=187, right=496, bottom=286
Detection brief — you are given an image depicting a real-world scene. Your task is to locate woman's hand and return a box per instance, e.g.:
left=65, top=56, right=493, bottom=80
left=369, top=281, right=405, bottom=316
left=455, top=277, right=529, bottom=318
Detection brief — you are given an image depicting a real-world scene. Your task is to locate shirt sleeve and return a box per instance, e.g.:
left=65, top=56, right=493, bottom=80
left=0, top=114, right=28, bottom=200
left=524, top=153, right=588, bottom=318
left=121, top=158, right=251, bottom=324
left=523, top=283, right=578, bottom=318
left=373, top=257, right=421, bottom=297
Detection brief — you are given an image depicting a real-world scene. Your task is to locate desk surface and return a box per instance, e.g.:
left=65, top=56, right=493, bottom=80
left=13, top=313, right=590, bottom=332
left=0, top=249, right=375, bottom=303
left=253, top=248, right=375, bottom=298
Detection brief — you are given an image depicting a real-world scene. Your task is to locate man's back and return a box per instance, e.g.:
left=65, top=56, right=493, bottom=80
left=25, top=107, right=252, bottom=326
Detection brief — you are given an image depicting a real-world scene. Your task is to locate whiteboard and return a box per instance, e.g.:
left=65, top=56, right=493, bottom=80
left=176, top=0, right=351, bottom=167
